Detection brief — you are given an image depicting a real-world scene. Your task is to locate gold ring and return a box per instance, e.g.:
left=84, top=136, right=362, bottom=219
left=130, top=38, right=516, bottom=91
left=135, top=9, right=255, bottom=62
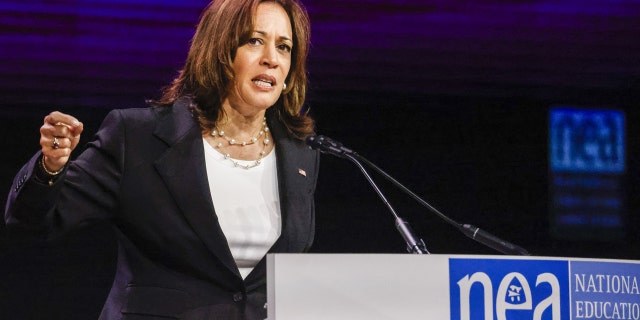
left=53, top=137, right=60, bottom=149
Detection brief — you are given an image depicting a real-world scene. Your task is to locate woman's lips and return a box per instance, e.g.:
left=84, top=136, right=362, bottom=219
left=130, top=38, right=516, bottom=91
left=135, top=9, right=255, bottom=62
left=252, top=74, right=277, bottom=89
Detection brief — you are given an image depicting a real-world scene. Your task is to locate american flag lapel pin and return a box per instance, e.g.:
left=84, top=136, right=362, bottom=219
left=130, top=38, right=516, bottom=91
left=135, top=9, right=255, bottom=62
left=298, top=168, right=307, bottom=177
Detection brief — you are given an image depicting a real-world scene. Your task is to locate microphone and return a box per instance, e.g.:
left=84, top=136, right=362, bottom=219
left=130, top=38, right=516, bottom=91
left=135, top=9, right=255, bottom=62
left=305, top=135, right=354, bottom=158
left=459, top=224, right=529, bottom=256
left=306, top=134, right=530, bottom=256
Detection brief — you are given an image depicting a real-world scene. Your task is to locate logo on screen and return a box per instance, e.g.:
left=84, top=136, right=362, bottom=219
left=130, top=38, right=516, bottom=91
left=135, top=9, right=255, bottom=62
left=549, top=108, right=624, bottom=173
left=449, top=258, right=569, bottom=320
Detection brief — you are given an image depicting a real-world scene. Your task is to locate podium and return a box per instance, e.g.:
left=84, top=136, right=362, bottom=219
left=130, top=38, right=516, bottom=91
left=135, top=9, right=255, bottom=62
left=267, top=254, right=640, bottom=320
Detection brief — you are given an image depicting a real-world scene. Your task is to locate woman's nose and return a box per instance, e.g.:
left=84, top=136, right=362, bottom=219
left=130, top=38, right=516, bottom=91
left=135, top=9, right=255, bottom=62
left=260, top=46, right=279, bottom=68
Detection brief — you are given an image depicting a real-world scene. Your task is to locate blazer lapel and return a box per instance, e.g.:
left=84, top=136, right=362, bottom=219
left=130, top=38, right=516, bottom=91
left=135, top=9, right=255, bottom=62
left=152, top=101, right=240, bottom=278
left=244, top=110, right=318, bottom=287
left=267, top=110, right=317, bottom=254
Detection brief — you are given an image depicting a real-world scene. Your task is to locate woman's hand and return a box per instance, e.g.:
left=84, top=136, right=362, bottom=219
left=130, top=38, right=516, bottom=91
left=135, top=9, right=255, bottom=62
left=39, top=111, right=84, bottom=172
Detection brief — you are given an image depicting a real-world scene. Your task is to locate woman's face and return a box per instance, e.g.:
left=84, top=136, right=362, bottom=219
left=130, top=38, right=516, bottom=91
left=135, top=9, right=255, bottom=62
left=226, top=2, right=293, bottom=115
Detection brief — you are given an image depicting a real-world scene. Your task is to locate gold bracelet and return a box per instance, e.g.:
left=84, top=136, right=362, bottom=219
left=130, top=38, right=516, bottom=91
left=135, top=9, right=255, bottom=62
left=41, top=156, right=65, bottom=176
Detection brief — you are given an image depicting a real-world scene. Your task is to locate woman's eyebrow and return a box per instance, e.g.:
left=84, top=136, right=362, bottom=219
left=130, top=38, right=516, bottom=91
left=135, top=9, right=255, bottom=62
left=253, top=30, right=293, bottom=43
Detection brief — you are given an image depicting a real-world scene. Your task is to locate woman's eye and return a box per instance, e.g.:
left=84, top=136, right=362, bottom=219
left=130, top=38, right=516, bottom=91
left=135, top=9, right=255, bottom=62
left=278, top=44, right=292, bottom=53
left=248, top=38, right=262, bottom=46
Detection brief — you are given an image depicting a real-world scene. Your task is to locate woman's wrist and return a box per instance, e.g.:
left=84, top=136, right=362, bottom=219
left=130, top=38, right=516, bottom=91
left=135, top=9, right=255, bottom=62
left=37, top=155, right=66, bottom=186
left=40, top=155, right=65, bottom=175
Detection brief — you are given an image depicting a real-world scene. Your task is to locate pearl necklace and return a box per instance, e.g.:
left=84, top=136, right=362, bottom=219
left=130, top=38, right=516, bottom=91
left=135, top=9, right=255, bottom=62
left=211, top=118, right=271, bottom=169
left=211, top=117, right=268, bottom=147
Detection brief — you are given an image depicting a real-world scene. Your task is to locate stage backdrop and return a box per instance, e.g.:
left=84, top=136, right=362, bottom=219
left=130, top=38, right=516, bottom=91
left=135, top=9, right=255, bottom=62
left=1, top=0, right=639, bottom=318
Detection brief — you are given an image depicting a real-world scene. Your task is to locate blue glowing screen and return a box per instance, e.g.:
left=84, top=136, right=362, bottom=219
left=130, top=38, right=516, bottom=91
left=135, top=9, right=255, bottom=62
left=549, top=108, right=625, bottom=174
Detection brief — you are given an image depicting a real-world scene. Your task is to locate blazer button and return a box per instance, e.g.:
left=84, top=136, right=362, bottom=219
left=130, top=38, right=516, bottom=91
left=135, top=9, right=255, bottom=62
left=233, top=292, right=244, bottom=302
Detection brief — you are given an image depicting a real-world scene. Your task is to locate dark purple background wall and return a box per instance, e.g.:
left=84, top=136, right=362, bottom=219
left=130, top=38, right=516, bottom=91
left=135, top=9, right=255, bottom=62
left=2, top=1, right=639, bottom=105
left=1, top=0, right=640, bottom=317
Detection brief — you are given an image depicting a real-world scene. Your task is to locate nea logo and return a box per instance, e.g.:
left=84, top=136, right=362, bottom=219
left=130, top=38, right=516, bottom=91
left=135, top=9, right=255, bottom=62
left=449, top=259, right=570, bottom=320
left=549, top=108, right=625, bottom=174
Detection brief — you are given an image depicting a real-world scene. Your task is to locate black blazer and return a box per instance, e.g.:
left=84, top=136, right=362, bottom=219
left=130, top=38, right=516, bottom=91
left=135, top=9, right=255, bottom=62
left=5, top=98, right=320, bottom=319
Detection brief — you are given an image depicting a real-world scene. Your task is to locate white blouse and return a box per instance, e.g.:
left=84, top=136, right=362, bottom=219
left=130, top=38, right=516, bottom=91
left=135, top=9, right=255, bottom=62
left=203, top=139, right=282, bottom=279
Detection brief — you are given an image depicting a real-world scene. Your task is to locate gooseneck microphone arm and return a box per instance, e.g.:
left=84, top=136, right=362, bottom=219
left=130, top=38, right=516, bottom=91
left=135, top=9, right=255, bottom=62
left=306, top=135, right=530, bottom=256
left=343, top=153, right=429, bottom=254
left=352, top=153, right=530, bottom=256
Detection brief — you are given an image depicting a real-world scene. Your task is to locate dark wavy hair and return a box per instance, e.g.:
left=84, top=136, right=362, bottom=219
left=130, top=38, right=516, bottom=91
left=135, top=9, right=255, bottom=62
left=149, top=0, right=313, bottom=139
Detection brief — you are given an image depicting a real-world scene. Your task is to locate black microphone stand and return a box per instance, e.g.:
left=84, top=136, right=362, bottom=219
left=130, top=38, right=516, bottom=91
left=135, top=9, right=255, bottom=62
left=343, top=153, right=429, bottom=254
left=352, top=153, right=530, bottom=256
left=307, top=134, right=529, bottom=256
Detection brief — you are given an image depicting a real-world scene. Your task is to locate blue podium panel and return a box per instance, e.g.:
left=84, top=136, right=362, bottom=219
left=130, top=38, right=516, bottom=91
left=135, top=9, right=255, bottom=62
left=449, top=258, right=570, bottom=320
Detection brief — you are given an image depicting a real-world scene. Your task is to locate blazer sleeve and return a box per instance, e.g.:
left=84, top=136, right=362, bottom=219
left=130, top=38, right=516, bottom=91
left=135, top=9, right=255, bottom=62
left=5, top=109, right=127, bottom=238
